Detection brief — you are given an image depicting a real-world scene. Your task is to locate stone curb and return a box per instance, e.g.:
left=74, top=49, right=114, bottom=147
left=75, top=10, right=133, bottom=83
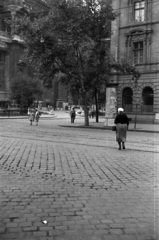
left=0, top=116, right=57, bottom=120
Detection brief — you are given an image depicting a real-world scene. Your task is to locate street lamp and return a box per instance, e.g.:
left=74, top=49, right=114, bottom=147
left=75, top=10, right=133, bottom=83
left=17, top=60, right=26, bottom=114
left=132, top=71, right=141, bottom=129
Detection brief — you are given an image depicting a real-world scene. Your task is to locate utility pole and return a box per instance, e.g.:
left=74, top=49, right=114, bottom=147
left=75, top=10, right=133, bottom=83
left=17, top=60, right=26, bottom=115
left=132, top=71, right=141, bottom=129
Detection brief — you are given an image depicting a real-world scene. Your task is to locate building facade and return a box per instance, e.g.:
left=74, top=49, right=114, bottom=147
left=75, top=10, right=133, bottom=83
left=0, top=0, right=70, bottom=110
left=111, top=0, right=159, bottom=122
left=0, top=0, right=49, bottom=108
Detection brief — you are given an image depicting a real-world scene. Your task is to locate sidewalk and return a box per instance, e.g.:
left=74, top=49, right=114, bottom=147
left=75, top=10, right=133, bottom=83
left=0, top=110, right=159, bottom=133
left=60, top=120, right=159, bottom=133
left=0, top=114, right=57, bottom=120
left=56, top=111, right=159, bottom=133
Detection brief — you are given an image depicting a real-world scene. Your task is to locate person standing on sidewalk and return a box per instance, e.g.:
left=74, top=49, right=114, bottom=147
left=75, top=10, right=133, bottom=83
left=114, top=108, right=129, bottom=150
left=70, top=107, right=76, bottom=123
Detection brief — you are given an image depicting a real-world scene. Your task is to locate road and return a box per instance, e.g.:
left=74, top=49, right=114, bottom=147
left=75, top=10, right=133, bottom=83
left=0, top=118, right=158, bottom=240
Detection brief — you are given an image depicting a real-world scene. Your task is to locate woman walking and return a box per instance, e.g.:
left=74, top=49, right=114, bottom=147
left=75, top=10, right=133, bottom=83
left=35, top=108, right=40, bottom=126
left=114, top=108, right=129, bottom=150
left=28, top=108, right=35, bottom=125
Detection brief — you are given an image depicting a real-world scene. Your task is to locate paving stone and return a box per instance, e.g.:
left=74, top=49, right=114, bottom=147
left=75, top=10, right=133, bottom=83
left=33, top=231, right=47, bottom=237
left=102, top=236, right=120, bottom=240
left=6, top=222, right=18, bottom=228
left=0, top=227, right=5, bottom=233
left=109, top=229, right=123, bottom=234
left=0, top=120, right=158, bottom=240
left=118, top=236, right=138, bottom=240
left=23, top=227, right=38, bottom=231
left=19, top=222, right=32, bottom=227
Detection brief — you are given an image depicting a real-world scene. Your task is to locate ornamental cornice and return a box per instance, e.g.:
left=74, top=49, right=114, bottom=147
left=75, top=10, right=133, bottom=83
left=125, top=29, right=153, bottom=37
left=125, top=29, right=153, bottom=47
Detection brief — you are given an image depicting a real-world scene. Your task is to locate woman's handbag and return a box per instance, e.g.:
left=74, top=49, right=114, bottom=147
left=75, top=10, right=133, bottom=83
left=112, top=126, right=116, bottom=131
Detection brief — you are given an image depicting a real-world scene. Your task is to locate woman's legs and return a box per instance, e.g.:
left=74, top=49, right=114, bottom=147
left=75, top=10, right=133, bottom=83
left=122, top=142, right=125, bottom=149
left=118, top=141, right=121, bottom=150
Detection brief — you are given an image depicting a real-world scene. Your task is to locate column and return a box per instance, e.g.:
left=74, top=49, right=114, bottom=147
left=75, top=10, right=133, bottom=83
left=105, top=84, right=118, bottom=126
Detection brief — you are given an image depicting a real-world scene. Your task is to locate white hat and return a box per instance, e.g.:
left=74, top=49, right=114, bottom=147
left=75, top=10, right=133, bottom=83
left=118, top=108, right=124, bottom=112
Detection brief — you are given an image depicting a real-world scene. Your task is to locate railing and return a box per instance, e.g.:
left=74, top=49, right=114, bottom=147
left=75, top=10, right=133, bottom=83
left=141, top=105, right=153, bottom=113
left=123, top=104, right=133, bottom=112
left=0, top=30, right=11, bottom=43
left=0, top=109, right=27, bottom=117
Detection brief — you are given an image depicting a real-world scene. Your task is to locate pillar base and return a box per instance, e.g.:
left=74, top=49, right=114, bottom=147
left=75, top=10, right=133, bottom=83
left=104, top=118, right=115, bottom=126
left=155, top=113, right=159, bottom=123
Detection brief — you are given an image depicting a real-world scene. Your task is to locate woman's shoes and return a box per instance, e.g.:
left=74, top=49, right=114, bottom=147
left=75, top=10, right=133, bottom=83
left=118, top=142, right=121, bottom=150
left=118, top=143, right=125, bottom=150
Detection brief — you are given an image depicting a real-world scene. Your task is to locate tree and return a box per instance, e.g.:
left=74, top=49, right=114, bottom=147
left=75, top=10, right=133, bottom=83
left=15, top=0, right=138, bottom=125
left=11, top=74, right=43, bottom=107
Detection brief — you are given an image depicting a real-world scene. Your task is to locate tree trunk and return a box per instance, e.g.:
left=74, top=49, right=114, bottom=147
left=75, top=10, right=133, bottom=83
left=95, top=89, right=99, bottom=123
left=84, top=102, right=89, bottom=126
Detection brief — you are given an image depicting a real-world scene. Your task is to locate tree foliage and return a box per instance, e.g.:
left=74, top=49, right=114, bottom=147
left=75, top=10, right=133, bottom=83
left=15, top=0, right=139, bottom=125
left=11, top=74, right=43, bottom=107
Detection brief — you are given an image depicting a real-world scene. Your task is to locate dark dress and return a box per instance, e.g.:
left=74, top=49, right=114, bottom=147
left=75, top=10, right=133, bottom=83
left=114, top=113, right=129, bottom=143
left=70, top=109, right=76, bottom=123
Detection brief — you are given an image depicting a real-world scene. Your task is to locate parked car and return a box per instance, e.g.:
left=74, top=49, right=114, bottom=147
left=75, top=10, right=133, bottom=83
left=76, top=109, right=105, bottom=117
left=76, top=110, right=84, bottom=116
left=9, top=105, right=27, bottom=115
left=39, top=109, right=55, bottom=115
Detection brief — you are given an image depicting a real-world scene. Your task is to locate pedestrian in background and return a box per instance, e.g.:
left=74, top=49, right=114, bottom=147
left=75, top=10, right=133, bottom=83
left=28, top=108, right=34, bottom=126
left=34, top=108, right=40, bottom=126
left=114, top=108, right=129, bottom=150
left=90, top=109, right=95, bottom=118
left=70, top=107, right=76, bottom=123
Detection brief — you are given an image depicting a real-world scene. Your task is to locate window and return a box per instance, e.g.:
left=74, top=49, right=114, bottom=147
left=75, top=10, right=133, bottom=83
left=1, top=18, right=11, bottom=33
left=122, top=87, right=133, bottom=112
left=133, top=42, right=143, bottom=64
left=134, top=1, right=145, bottom=22
left=142, top=87, right=153, bottom=112
left=0, top=51, right=5, bottom=90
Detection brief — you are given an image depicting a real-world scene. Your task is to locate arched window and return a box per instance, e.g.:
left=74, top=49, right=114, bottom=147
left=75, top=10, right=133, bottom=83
left=122, top=87, right=133, bottom=112
left=1, top=18, right=11, bottom=33
left=142, top=87, right=153, bottom=112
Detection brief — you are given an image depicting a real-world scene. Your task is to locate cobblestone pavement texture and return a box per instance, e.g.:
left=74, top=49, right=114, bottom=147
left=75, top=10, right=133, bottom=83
left=0, top=118, right=159, bottom=240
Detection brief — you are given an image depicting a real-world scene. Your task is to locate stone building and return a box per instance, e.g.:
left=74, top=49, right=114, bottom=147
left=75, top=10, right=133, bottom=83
left=0, top=0, right=49, bottom=109
left=0, top=0, right=70, bottom=110
left=111, top=0, right=159, bottom=123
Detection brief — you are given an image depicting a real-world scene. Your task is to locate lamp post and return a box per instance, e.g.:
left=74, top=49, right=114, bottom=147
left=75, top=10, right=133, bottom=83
left=132, top=71, right=141, bottom=129
left=97, top=38, right=111, bottom=123
left=17, top=60, right=26, bottom=114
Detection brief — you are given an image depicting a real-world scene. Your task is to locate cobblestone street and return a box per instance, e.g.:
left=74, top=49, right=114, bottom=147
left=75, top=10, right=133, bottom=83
left=0, top=118, right=159, bottom=240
